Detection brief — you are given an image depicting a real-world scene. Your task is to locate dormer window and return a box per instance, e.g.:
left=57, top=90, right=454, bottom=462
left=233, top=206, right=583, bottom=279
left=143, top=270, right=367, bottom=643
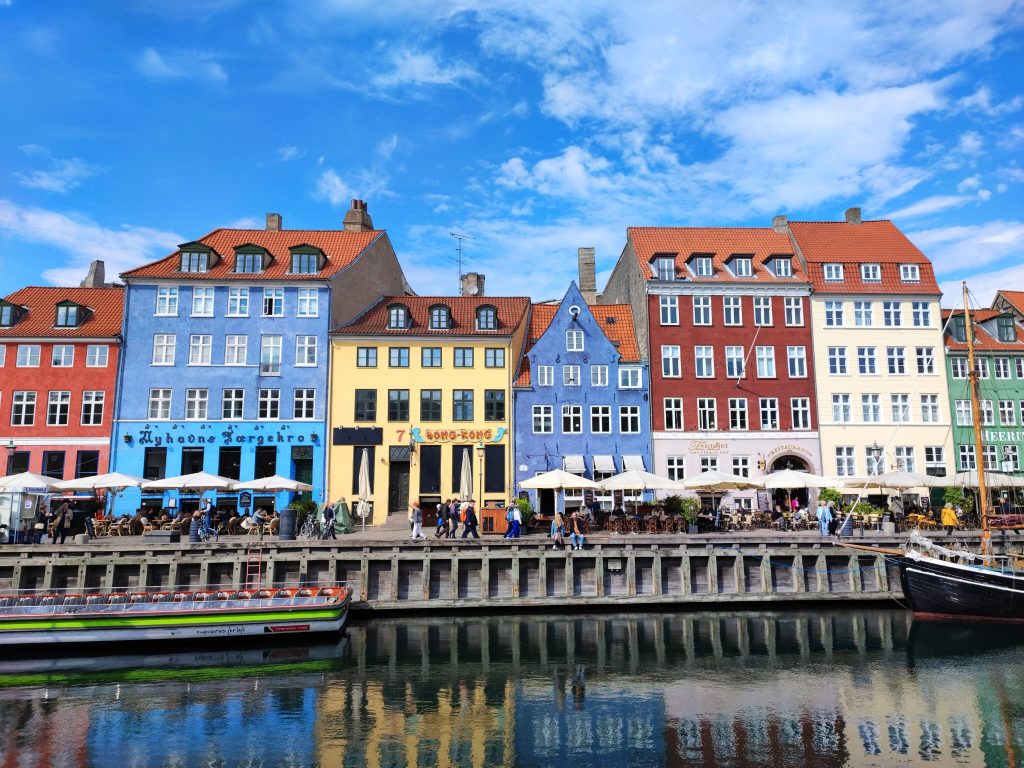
left=900, top=264, right=920, bottom=282
left=429, top=305, right=451, bottom=329
left=860, top=264, right=881, bottom=282
left=387, top=304, right=409, bottom=329
left=997, top=316, right=1017, bottom=342
left=0, top=301, right=21, bottom=327
left=690, top=255, right=713, bottom=277
left=654, top=256, right=676, bottom=281
left=773, top=257, right=792, bottom=277
left=951, top=315, right=967, bottom=343
left=823, top=264, right=844, bottom=282
left=234, top=247, right=269, bottom=274
left=476, top=306, right=497, bottom=331
left=289, top=247, right=325, bottom=274
left=180, top=251, right=210, bottom=273
left=55, top=301, right=84, bottom=327
left=732, top=257, right=753, bottom=277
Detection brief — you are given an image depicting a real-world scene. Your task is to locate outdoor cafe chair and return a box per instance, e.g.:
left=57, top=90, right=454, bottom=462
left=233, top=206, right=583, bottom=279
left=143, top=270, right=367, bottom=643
left=626, top=517, right=641, bottom=534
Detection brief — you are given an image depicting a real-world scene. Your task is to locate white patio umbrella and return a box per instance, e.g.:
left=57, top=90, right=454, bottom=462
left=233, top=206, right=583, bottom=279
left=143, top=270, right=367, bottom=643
left=760, top=469, right=834, bottom=490
left=520, top=468, right=600, bottom=515
left=53, top=472, right=147, bottom=491
left=142, top=471, right=237, bottom=492
left=232, top=475, right=313, bottom=492
left=458, top=448, right=474, bottom=502
left=871, top=469, right=943, bottom=489
left=356, top=448, right=372, bottom=532
left=597, top=469, right=687, bottom=492
left=684, top=469, right=761, bottom=512
left=952, top=470, right=1024, bottom=488
left=0, top=472, right=60, bottom=491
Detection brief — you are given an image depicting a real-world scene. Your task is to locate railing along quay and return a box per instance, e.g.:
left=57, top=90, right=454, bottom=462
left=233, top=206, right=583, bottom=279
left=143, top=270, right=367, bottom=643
left=0, top=530, right=966, bottom=612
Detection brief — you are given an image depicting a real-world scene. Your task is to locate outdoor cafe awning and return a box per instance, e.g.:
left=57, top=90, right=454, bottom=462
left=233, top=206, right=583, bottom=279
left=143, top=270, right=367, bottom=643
left=563, top=455, right=586, bottom=474
left=593, top=455, right=616, bottom=473
left=623, top=455, right=645, bottom=471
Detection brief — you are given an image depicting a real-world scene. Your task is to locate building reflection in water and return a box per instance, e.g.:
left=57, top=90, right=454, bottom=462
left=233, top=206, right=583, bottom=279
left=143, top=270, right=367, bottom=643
left=2, top=610, right=1024, bottom=767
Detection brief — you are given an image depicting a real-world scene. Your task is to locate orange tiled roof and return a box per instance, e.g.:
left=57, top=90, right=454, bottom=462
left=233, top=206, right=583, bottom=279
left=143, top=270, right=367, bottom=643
left=628, top=226, right=807, bottom=283
left=515, top=302, right=640, bottom=386
left=789, top=220, right=940, bottom=294
left=334, top=296, right=530, bottom=335
left=997, top=290, right=1024, bottom=316
left=122, top=228, right=383, bottom=280
left=942, top=308, right=1024, bottom=352
left=0, top=286, right=124, bottom=338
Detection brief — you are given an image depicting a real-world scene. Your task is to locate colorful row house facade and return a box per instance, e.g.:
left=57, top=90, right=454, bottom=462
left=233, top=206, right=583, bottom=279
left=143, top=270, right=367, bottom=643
left=110, top=202, right=410, bottom=515
left=329, top=294, right=530, bottom=524
left=789, top=211, right=954, bottom=487
left=513, top=282, right=650, bottom=515
left=0, top=284, right=123, bottom=481
left=602, top=226, right=821, bottom=509
left=943, top=298, right=1024, bottom=483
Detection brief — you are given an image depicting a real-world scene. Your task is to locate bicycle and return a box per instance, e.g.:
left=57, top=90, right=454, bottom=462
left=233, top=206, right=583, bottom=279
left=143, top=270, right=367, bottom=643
left=299, top=515, right=320, bottom=540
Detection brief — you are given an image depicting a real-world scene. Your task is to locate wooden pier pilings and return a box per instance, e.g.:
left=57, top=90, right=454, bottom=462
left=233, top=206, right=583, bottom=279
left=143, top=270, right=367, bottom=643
left=0, top=535, right=907, bottom=612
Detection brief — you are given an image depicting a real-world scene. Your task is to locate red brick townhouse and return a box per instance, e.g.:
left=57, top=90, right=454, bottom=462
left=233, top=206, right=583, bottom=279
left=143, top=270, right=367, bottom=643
left=602, top=225, right=821, bottom=509
left=0, top=268, right=123, bottom=480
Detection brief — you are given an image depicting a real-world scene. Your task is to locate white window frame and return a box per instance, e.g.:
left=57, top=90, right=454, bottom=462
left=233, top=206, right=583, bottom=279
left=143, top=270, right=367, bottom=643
left=16, top=344, right=40, bottom=367
left=51, top=345, right=74, bottom=368
left=725, top=346, right=744, bottom=379
left=262, top=288, right=284, bottom=317
left=227, top=287, right=249, bottom=317
left=295, top=335, right=318, bottom=367
left=694, top=347, right=714, bottom=379
left=759, top=397, right=779, bottom=430
left=882, top=301, right=902, bottom=327
left=692, top=256, right=713, bottom=277
left=861, top=263, right=881, bottom=282
left=619, top=405, right=640, bottom=433
left=566, top=329, right=584, bottom=352
left=697, top=398, right=717, bottom=430
left=590, top=365, right=608, bottom=387
left=661, top=345, right=681, bottom=378
left=260, top=335, right=283, bottom=376
left=784, top=297, right=804, bottom=326
left=755, top=346, right=776, bottom=378
left=753, top=296, right=773, bottom=326
left=46, top=390, right=70, bottom=426
left=85, top=345, right=108, bottom=367
left=723, top=296, right=742, bottom=326
left=561, top=404, right=582, bottom=434
left=787, top=346, right=806, bottom=378
left=222, top=388, right=245, bottom=420
left=155, top=286, right=178, bottom=316
left=891, top=394, right=911, bottom=423
left=188, top=334, right=212, bottom=366
left=824, top=301, right=844, bottom=327
left=258, top=388, right=280, bottom=420
left=832, top=394, right=851, bottom=423
left=853, top=301, right=873, bottom=327
left=728, top=397, right=748, bottom=431
left=590, top=405, right=611, bottom=434
left=773, top=257, right=792, bottom=277
left=659, top=296, right=678, bottom=325
left=791, top=398, right=811, bottom=430
left=862, top=394, right=881, bottom=423
left=225, top=335, right=247, bottom=366
left=900, top=264, right=920, bottom=282
left=81, top=390, right=104, bottom=426
left=857, top=346, right=876, bottom=375
left=293, top=388, right=316, bottom=420
left=297, top=288, right=319, bottom=318
left=537, top=365, right=554, bottom=387
left=185, top=388, right=209, bottom=421
left=563, top=365, right=581, bottom=387
left=733, top=257, right=753, bottom=277
left=823, top=264, right=844, bottom=282
left=148, top=388, right=172, bottom=420
left=618, top=367, right=642, bottom=389
left=191, top=287, right=214, bottom=317
left=532, top=405, right=553, bottom=434
left=921, top=394, right=940, bottom=423
left=664, top=398, right=683, bottom=431
left=152, top=334, right=175, bottom=366
left=692, top=296, right=712, bottom=325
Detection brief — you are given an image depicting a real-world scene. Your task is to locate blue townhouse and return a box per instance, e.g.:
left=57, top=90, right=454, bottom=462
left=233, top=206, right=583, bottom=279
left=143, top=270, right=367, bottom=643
left=513, top=282, right=651, bottom=514
left=110, top=202, right=410, bottom=516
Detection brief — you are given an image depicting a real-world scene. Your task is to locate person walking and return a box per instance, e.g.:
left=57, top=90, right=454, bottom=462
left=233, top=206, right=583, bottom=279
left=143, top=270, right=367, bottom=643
left=51, top=503, right=72, bottom=545
left=569, top=510, right=586, bottom=550
left=941, top=502, right=959, bottom=536
left=409, top=502, right=427, bottom=539
left=322, top=503, right=337, bottom=539
left=510, top=503, right=522, bottom=538
left=818, top=501, right=832, bottom=537
left=450, top=500, right=462, bottom=538
left=460, top=500, right=479, bottom=539
left=434, top=503, right=447, bottom=538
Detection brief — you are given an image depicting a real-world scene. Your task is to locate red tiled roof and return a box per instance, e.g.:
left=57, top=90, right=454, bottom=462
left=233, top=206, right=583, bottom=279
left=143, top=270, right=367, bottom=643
left=628, top=226, right=808, bottom=283
left=334, top=296, right=530, bottom=335
left=997, top=290, right=1024, bottom=316
left=515, top=302, right=640, bottom=386
left=789, top=220, right=940, bottom=294
left=122, top=228, right=383, bottom=280
left=0, top=286, right=124, bottom=338
left=942, top=308, right=1024, bottom=352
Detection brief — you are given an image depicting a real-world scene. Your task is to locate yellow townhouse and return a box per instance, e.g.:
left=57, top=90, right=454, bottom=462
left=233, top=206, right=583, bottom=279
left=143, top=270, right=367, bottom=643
left=329, top=290, right=530, bottom=525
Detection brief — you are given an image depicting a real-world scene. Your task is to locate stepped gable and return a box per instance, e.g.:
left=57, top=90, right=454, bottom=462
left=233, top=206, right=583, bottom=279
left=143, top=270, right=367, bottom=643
left=121, top=228, right=382, bottom=280
left=789, top=219, right=940, bottom=294
left=334, top=295, right=530, bottom=335
left=0, top=286, right=124, bottom=338
left=629, top=226, right=805, bottom=281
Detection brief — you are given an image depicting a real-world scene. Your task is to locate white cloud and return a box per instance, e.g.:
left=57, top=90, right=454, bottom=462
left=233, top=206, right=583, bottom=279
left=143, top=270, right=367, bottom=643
left=0, top=199, right=182, bottom=285
left=376, top=134, right=398, bottom=160
left=223, top=216, right=261, bottom=229
left=957, top=86, right=1024, bottom=116
left=315, top=169, right=351, bottom=206
left=371, top=49, right=476, bottom=90
left=957, top=131, right=984, bottom=156
left=315, top=167, right=391, bottom=206
left=941, top=260, right=1024, bottom=306
left=958, top=175, right=982, bottom=192
left=13, top=145, right=101, bottom=194
left=137, top=47, right=227, bottom=83
left=887, top=195, right=972, bottom=221
left=498, top=146, right=615, bottom=199
left=278, top=146, right=302, bottom=162
left=909, top=220, right=1024, bottom=274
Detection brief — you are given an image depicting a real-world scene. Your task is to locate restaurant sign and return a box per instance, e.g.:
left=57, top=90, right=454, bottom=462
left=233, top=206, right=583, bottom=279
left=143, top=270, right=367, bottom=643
left=409, top=426, right=507, bottom=444
left=127, top=425, right=322, bottom=447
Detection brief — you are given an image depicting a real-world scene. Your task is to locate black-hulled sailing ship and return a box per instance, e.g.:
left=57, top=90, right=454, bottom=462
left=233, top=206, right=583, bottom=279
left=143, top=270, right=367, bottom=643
left=897, top=283, right=1024, bottom=621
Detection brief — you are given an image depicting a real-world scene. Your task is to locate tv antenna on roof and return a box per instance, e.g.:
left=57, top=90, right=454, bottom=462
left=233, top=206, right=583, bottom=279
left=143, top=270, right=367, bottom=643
left=450, top=231, right=474, bottom=291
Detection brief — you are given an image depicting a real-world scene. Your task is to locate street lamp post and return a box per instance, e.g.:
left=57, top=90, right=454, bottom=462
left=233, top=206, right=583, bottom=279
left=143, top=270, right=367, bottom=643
left=476, top=442, right=485, bottom=507
left=870, top=442, right=882, bottom=476
left=4, top=440, right=15, bottom=476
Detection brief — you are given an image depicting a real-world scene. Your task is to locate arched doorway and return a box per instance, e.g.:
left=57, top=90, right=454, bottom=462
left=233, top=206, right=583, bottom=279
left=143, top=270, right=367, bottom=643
left=769, top=455, right=810, bottom=510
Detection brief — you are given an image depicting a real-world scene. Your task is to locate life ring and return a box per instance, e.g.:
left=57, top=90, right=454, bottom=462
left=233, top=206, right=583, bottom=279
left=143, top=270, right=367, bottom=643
left=213, top=591, right=232, bottom=601
left=235, top=590, right=253, bottom=600
left=256, top=590, right=273, bottom=599
left=297, top=588, right=314, bottom=598
left=318, top=587, right=338, bottom=597
left=193, top=591, right=212, bottom=602
left=275, top=588, right=297, bottom=599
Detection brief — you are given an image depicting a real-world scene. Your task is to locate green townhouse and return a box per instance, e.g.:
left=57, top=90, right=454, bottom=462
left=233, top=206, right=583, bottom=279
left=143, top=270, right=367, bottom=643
left=943, top=299, right=1024, bottom=498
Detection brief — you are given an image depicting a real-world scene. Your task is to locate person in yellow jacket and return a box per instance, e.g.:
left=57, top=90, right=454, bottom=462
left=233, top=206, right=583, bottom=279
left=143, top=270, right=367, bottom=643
left=940, top=503, right=959, bottom=536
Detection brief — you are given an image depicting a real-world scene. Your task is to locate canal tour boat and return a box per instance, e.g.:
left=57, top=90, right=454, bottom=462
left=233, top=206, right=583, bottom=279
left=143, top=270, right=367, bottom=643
left=897, top=283, right=1024, bottom=622
left=0, top=585, right=351, bottom=646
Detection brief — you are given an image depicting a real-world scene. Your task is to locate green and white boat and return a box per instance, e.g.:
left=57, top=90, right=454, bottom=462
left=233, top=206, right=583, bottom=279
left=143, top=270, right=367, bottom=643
left=0, top=585, right=351, bottom=646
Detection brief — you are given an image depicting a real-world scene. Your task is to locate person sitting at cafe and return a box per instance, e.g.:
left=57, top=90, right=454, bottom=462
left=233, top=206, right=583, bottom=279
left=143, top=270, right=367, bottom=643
left=568, top=510, right=586, bottom=551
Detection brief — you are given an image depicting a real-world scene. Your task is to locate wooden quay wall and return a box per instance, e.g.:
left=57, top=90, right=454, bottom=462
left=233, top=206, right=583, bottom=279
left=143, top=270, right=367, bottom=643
left=0, top=533, right=925, bottom=612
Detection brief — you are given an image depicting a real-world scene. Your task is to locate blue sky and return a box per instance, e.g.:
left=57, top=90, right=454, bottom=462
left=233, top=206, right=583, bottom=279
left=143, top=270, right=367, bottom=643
left=1, top=1, right=1022, bottom=305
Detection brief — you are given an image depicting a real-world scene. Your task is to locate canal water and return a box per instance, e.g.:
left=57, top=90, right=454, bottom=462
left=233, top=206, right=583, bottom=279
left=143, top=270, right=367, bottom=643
left=2, top=609, right=1023, bottom=767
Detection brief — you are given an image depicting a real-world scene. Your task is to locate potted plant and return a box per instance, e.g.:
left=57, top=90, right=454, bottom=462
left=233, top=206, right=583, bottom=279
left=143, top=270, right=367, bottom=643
left=664, top=495, right=701, bottom=534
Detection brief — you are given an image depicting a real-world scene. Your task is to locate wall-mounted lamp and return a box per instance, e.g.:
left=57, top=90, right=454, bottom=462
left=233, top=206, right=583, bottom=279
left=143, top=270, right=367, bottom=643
left=123, top=434, right=133, bottom=445
left=309, top=433, right=318, bottom=443
left=4, top=439, right=15, bottom=459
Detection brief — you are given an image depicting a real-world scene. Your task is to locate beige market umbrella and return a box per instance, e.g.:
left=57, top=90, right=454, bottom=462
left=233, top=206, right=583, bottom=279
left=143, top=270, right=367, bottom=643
left=356, top=448, right=372, bottom=532
left=458, top=448, right=474, bottom=503
left=952, top=470, right=1024, bottom=488
left=0, top=472, right=60, bottom=491
left=597, top=469, right=687, bottom=492
left=520, top=468, right=600, bottom=515
left=142, top=471, right=237, bottom=492
left=684, top=469, right=762, bottom=513
left=53, top=472, right=146, bottom=491
left=232, top=475, right=313, bottom=492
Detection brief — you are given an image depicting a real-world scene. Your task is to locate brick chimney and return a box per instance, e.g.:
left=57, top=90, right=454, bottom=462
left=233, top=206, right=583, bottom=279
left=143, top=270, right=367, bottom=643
left=79, top=260, right=106, bottom=288
left=577, top=247, right=597, bottom=304
left=461, top=272, right=485, bottom=297
left=343, top=199, right=374, bottom=232
left=845, top=207, right=862, bottom=225
left=265, top=212, right=282, bottom=231
left=772, top=215, right=788, bottom=234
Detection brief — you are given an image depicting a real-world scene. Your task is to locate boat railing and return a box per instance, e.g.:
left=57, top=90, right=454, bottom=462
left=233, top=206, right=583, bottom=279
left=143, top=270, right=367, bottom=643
left=908, top=530, right=1024, bottom=574
left=0, top=582, right=349, bottom=615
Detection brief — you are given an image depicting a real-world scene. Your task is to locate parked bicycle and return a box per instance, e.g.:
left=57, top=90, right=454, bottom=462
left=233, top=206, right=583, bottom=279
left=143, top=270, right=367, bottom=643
left=299, top=514, right=320, bottom=540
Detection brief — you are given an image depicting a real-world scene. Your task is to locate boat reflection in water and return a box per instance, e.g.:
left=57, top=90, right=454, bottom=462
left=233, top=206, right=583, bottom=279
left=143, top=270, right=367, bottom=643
left=3, top=610, right=1024, bottom=767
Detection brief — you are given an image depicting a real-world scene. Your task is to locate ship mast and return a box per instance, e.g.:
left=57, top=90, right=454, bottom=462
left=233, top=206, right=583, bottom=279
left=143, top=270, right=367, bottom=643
left=963, top=282, right=991, bottom=556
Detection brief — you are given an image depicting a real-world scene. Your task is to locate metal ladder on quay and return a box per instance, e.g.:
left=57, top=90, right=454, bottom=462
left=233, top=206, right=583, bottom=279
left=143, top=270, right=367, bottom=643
left=244, top=544, right=263, bottom=589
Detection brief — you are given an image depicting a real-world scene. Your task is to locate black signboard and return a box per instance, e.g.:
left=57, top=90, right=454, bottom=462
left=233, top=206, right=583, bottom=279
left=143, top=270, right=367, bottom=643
left=756, top=489, right=771, bottom=512
left=239, top=491, right=252, bottom=510
left=333, top=427, right=384, bottom=446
